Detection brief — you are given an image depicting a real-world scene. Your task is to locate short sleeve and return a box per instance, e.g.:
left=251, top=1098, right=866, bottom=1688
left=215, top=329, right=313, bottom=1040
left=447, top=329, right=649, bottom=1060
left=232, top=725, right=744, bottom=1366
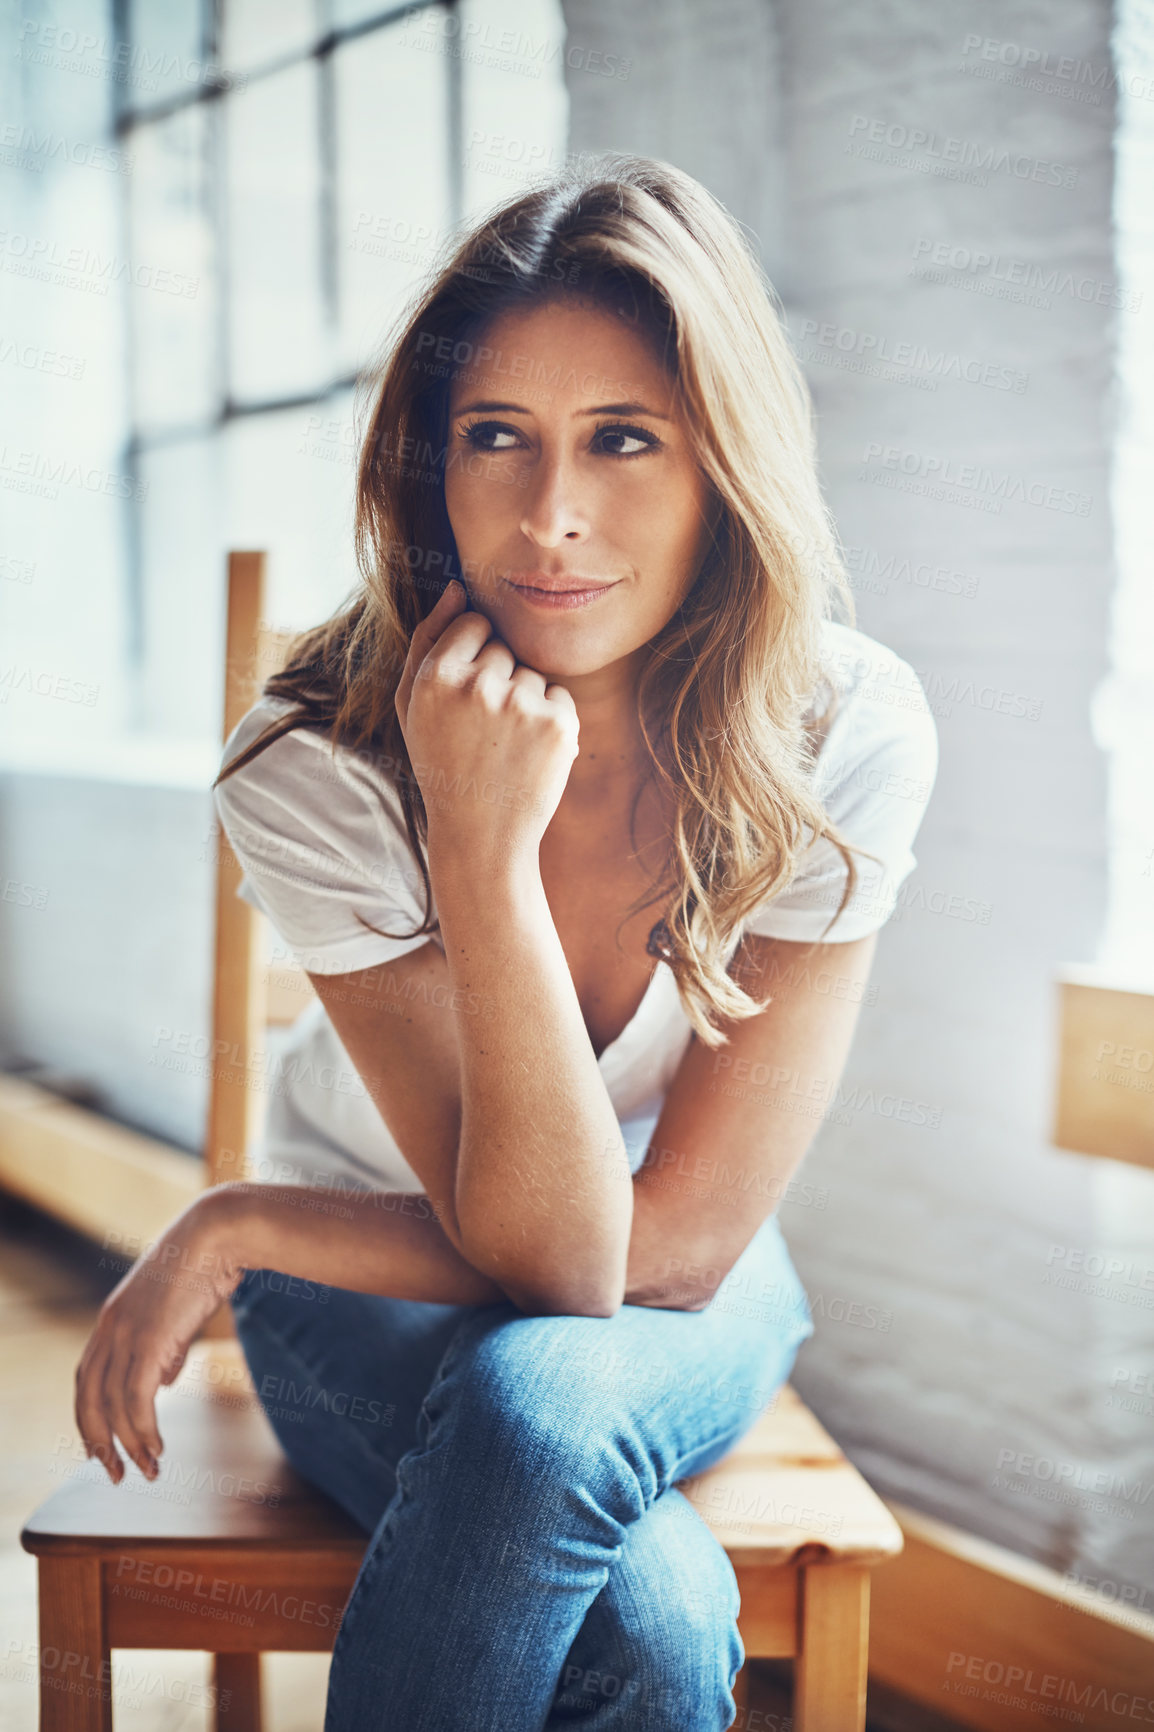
left=744, top=633, right=939, bottom=944
left=212, top=698, right=435, bottom=976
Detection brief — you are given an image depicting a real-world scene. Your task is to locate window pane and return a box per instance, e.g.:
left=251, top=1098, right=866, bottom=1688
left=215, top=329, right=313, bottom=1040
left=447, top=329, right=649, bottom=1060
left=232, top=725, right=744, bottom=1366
left=226, top=61, right=330, bottom=403
left=335, top=23, right=452, bottom=376
left=137, top=437, right=224, bottom=739
left=328, top=0, right=405, bottom=29
left=129, top=107, right=219, bottom=434
left=136, top=405, right=360, bottom=740
left=222, top=0, right=320, bottom=74
left=223, top=396, right=361, bottom=630
left=455, top=0, right=570, bottom=224
left=126, top=0, right=206, bottom=108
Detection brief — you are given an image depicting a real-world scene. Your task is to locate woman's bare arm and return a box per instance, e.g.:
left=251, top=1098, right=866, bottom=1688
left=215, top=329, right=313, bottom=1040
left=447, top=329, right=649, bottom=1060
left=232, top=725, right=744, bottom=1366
left=74, top=929, right=878, bottom=1484
left=378, top=582, right=635, bottom=1314
left=303, top=867, right=635, bottom=1319
left=427, top=841, right=631, bottom=1317
left=74, top=1178, right=509, bottom=1485
left=301, top=923, right=630, bottom=1318
left=302, top=940, right=467, bottom=1247
left=202, top=1179, right=509, bottom=1307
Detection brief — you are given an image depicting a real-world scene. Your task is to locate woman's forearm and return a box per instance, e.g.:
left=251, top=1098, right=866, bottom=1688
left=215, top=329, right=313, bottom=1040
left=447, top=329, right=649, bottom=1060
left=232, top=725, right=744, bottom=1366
left=206, top=1180, right=511, bottom=1307
left=427, top=841, right=633, bottom=1316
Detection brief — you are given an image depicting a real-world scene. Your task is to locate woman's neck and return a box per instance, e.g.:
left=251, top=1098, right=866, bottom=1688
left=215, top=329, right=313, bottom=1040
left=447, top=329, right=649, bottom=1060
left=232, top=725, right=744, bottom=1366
left=553, top=655, right=655, bottom=819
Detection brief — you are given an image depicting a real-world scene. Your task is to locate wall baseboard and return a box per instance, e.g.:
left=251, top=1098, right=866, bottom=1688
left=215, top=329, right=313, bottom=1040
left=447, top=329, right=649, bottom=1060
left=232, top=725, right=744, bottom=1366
left=0, top=1074, right=201, bottom=1252
left=871, top=1499, right=1154, bottom=1730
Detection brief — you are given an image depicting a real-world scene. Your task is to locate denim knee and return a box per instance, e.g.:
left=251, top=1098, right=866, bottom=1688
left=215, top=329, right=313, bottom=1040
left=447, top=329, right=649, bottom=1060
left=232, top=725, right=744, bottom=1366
left=639, top=1561, right=741, bottom=1721
left=427, top=1311, right=652, bottom=1516
left=555, top=1499, right=743, bottom=1728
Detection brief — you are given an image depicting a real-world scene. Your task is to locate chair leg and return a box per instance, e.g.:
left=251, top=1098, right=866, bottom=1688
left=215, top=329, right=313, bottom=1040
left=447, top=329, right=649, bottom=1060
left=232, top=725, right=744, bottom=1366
left=213, top=1653, right=263, bottom=1731
left=37, top=1557, right=112, bottom=1732
left=794, top=1563, right=869, bottom=1732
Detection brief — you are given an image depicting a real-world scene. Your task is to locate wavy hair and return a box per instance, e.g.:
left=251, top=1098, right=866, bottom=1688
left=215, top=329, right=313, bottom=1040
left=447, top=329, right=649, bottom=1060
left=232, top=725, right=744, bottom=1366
left=215, top=152, right=876, bottom=1048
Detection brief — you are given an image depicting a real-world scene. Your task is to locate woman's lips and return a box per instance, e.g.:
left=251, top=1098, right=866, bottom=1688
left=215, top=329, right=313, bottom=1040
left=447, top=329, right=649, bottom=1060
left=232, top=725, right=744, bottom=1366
left=502, top=576, right=619, bottom=611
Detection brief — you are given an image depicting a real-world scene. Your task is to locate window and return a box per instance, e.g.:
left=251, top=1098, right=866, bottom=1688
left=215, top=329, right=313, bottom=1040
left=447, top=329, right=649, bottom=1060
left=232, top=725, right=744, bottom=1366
left=120, top=0, right=567, bottom=741
left=0, top=0, right=567, bottom=763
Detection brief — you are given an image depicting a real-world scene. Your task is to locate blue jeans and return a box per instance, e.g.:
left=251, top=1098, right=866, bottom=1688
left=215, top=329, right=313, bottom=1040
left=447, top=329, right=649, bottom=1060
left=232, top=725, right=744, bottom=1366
left=229, top=1211, right=814, bottom=1731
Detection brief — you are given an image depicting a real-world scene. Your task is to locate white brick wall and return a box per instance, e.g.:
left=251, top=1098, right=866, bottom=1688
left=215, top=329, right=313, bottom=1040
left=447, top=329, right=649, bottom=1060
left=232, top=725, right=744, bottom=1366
left=561, top=0, right=1153, bottom=1594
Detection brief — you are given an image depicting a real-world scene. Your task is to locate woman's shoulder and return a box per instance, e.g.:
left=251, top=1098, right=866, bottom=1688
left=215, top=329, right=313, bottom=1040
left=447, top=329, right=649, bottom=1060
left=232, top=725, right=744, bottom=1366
left=810, top=617, right=938, bottom=778
left=213, top=691, right=423, bottom=906
left=817, top=617, right=930, bottom=708
left=744, top=620, right=939, bottom=944
left=212, top=696, right=431, bottom=977
left=216, top=694, right=407, bottom=816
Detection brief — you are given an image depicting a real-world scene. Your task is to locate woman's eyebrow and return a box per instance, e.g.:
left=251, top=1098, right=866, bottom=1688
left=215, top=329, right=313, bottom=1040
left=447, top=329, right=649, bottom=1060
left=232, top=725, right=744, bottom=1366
left=453, top=399, right=532, bottom=415
left=581, top=400, right=673, bottom=420
left=452, top=396, right=672, bottom=420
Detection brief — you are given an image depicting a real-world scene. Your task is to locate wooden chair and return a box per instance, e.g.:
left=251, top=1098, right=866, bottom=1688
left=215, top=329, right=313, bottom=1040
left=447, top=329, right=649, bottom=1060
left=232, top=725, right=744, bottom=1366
left=22, top=552, right=903, bottom=1730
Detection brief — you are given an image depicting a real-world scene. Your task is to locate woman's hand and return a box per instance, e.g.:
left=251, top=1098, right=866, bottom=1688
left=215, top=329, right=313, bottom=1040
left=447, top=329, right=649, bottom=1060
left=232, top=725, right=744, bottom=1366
left=74, top=1193, right=243, bottom=1484
left=394, top=580, right=579, bottom=863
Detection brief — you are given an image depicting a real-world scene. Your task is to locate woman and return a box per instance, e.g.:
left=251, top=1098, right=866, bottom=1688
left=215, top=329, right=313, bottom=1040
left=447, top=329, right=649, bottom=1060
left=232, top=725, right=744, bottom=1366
left=75, top=154, right=937, bottom=1729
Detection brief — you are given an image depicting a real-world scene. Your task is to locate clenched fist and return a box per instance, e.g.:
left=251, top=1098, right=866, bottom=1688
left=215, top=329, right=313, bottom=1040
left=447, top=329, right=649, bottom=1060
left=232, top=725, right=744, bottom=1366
left=395, top=581, right=580, bottom=863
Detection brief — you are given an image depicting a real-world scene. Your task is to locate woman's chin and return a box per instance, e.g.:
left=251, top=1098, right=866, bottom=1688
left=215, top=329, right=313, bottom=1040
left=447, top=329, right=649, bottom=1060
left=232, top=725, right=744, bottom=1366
left=509, top=636, right=621, bottom=682
left=466, top=608, right=622, bottom=679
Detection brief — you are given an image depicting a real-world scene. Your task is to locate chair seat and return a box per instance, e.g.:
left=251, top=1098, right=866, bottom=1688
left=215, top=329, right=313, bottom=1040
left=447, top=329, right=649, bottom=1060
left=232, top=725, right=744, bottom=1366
left=20, top=1346, right=899, bottom=1725
left=23, top=1343, right=901, bottom=1567
left=679, top=1382, right=904, bottom=1568
left=22, top=1343, right=364, bottom=1556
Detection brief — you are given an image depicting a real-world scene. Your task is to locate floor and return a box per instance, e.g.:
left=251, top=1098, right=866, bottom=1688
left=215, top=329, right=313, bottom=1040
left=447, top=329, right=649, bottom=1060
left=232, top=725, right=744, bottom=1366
left=0, top=1193, right=967, bottom=1732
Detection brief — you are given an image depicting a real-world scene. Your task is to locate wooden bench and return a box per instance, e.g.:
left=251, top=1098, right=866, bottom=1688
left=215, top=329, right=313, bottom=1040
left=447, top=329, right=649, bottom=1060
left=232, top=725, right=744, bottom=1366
left=20, top=553, right=904, bottom=1729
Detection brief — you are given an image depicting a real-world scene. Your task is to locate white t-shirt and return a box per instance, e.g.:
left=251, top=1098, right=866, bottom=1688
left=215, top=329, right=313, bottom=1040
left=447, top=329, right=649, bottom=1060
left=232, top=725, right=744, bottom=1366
left=212, top=619, right=938, bottom=1195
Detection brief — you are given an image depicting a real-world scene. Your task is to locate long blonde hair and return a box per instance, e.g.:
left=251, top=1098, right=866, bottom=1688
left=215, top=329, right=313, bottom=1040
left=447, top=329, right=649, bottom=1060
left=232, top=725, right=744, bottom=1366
left=216, top=152, right=872, bottom=1048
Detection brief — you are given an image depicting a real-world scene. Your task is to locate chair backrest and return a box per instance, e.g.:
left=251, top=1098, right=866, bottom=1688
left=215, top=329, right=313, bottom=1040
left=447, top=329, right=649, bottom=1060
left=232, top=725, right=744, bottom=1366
left=204, top=551, right=316, bottom=1201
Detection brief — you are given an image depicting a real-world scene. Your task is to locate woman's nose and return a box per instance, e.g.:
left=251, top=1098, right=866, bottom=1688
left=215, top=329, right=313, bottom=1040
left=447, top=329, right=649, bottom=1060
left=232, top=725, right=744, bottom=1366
left=518, top=450, right=590, bottom=545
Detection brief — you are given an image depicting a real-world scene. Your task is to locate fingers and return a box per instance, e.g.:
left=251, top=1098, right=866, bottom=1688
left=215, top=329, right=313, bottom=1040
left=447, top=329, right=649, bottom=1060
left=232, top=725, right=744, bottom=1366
left=408, top=616, right=516, bottom=710
left=395, top=579, right=470, bottom=726
left=104, top=1345, right=159, bottom=1480
left=471, top=637, right=517, bottom=682
left=75, top=1339, right=122, bottom=1485
left=509, top=664, right=547, bottom=696
left=75, top=1332, right=164, bottom=1483
left=544, top=681, right=578, bottom=714
left=125, top=1352, right=165, bottom=1467
left=158, top=1342, right=190, bottom=1387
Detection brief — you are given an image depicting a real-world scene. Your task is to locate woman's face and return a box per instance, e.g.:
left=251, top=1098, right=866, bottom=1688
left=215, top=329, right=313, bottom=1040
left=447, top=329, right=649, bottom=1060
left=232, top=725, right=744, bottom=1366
left=443, top=297, right=716, bottom=681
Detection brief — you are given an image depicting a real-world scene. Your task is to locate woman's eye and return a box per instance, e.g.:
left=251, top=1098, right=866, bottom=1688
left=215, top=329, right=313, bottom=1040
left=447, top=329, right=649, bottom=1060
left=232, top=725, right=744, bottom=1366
left=460, top=420, right=520, bottom=451
left=457, top=420, right=658, bottom=458
left=594, top=424, right=658, bottom=458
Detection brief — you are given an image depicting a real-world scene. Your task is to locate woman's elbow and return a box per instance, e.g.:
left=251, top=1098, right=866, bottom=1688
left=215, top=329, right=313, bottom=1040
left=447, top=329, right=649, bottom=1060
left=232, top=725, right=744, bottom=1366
left=456, top=1222, right=623, bottom=1318
left=504, top=1280, right=624, bottom=1320
left=488, top=1258, right=625, bottom=1319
